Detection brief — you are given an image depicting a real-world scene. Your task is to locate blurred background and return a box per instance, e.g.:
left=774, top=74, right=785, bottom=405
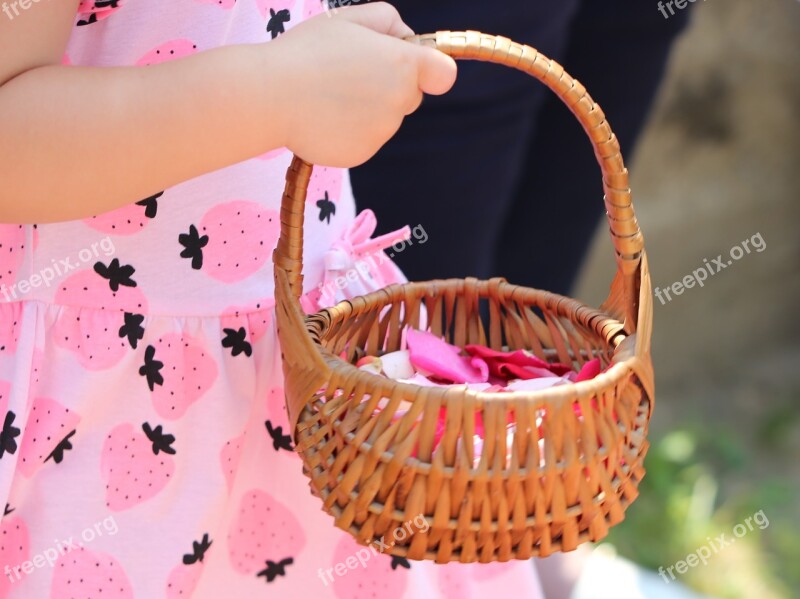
left=572, top=0, right=800, bottom=597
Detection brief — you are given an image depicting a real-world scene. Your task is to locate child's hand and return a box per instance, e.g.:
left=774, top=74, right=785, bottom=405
left=0, top=1, right=453, bottom=221
left=269, top=2, right=457, bottom=167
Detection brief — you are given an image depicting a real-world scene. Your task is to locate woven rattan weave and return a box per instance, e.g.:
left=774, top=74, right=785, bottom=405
left=273, top=31, right=654, bottom=563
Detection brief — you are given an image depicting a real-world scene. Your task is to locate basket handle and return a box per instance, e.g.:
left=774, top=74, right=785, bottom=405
left=274, top=30, right=645, bottom=330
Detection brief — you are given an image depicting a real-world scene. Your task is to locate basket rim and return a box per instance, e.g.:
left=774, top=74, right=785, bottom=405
left=305, top=276, right=636, bottom=407
left=315, top=349, right=637, bottom=407
left=310, top=276, right=629, bottom=330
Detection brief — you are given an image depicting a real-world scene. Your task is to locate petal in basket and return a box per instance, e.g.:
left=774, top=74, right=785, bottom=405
left=346, top=334, right=612, bottom=473
left=406, top=329, right=490, bottom=384
left=273, top=31, right=655, bottom=564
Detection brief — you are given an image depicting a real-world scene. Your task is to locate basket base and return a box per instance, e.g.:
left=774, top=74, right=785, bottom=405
left=282, top=277, right=654, bottom=563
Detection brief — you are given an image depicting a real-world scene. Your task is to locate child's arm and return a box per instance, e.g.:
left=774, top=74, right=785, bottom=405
left=0, top=2, right=456, bottom=223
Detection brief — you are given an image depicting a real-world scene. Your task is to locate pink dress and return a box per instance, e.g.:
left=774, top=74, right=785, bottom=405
left=0, top=1, right=545, bottom=597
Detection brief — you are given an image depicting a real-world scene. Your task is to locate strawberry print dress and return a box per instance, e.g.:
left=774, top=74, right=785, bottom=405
left=0, top=1, right=545, bottom=597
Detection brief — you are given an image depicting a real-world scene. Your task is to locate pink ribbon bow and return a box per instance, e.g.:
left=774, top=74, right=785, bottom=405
left=318, top=209, right=410, bottom=308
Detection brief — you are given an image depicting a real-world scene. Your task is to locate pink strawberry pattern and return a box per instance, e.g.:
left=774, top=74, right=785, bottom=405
left=192, top=201, right=280, bottom=283
left=220, top=430, right=246, bottom=491
left=0, top=379, right=21, bottom=462
left=265, top=386, right=286, bottom=423
left=264, top=386, right=293, bottom=452
left=0, top=1, right=526, bottom=596
left=167, top=564, right=203, bottom=599
left=221, top=299, right=274, bottom=344
left=166, top=533, right=212, bottom=598
left=303, top=0, right=325, bottom=19
left=146, top=333, right=218, bottom=419
left=0, top=380, right=10, bottom=415
left=309, top=166, right=343, bottom=225
left=436, top=562, right=476, bottom=597
left=84, top=191, right=162, bottom=235
left=300, top=285, right=323, bottom=313
left=308, top=165, right=343, bottom=206
left=76, top=0, right=123, bottom=26
left=100, top=422, right=176, bottom=511
left=52, top=267, right=148, bottom=370
left=256, top=0, right=293, bottom=38
left=255, top=0, right=293, bottom=20
left=195, top=0, right=237, bottom=9
left=264, top=419, right=293, bottom=452
left=136, top=39, right=199, bottom=66
left=28, top=349, right=44, bottom=388
left=227, top=489, right=306, bottom=581
left=51, top=547, right=133, bottom=598
left=0, top=301, right=21, bottom=355
left=0, top=511, right=30, bottom=597
left=18, top=398, right=81, bottom=478
left=166, top=562, right=204, bottom=598
left=330, top=534, right=409, bottom=599
left=0, top=224, right=26, bottom=293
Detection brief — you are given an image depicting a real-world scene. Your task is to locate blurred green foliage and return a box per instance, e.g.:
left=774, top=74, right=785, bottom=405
left=604, top=419, right=799, bottom=599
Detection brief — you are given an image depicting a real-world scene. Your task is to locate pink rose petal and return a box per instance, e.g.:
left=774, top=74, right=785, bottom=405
left=464, top=345, right=573, bottom=379
left=575, top=358, right=602, bottom=382
left=406, top=329, right=489, bottom=384
left=506, top=377, right=569, bottom=392
left=380, top=350, right=415, bottom=380
left=500, top=364, right=563, bottom=380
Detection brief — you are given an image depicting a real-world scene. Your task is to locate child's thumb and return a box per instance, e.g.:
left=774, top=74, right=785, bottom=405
left=414, top=47, right=458, bottom=97
left=334, top=3, right=457, bottom=96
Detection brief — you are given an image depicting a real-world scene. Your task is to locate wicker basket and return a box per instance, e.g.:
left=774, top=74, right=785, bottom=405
left=273, top=31, right=654, bottom=564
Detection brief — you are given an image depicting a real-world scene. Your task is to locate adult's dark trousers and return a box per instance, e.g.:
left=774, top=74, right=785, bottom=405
left=350, top=0, right=690, bottom=295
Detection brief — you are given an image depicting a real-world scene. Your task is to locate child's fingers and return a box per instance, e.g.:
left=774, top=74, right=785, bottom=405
left=329, top=2, right=455, bottom=98
left=333, top=2, right=415, bottom=39
left=414, top=47, right=458, bottom=97
left=403, top=89, right=424, bottom=116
